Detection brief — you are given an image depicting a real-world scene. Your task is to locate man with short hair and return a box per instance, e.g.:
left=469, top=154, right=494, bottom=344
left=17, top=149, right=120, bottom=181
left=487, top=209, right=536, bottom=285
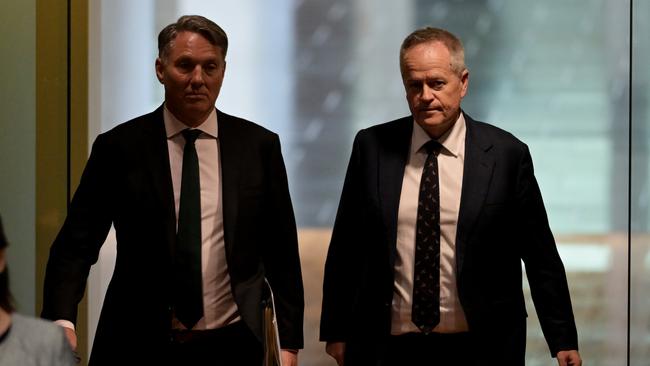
left=42, top=15, right=303, bottom=365
left=320, top=27, right=581, bottom=365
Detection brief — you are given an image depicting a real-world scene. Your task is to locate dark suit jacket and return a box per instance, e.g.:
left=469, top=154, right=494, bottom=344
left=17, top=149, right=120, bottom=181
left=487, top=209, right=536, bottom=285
left=320, top=113, right=578, bottom=364
left=42, top=106, right=304, bottom=365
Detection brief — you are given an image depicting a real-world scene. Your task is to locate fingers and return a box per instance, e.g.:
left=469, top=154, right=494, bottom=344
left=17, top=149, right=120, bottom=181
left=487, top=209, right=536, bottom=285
left=556, top=350, right=581, bottom=366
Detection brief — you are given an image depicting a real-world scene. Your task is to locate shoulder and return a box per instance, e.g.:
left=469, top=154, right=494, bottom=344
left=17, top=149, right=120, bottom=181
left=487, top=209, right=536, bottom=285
left=81, top=108, right=164, bottom=158
left=8, top=314, right=75, bottom=365
left=217, top=109, right=279, bottom=142
left=358, top=116, right=411, bottom=138
left=466, top=115, right=523, bottom=143
left=217, top=110, right=274, bottom=134
left=354, top=116, right=412, bottom=146
left=11, top=314, right=67, bottom=343
left=465, top=114, right=528, bottom=154
left=99, top=108, right=163, bottom=141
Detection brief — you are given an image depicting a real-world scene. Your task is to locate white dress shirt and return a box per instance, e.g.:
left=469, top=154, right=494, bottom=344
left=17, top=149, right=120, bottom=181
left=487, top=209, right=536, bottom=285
left=391, top=113, right=469, bottom=334
left=164, top=106, right=240, bottom=330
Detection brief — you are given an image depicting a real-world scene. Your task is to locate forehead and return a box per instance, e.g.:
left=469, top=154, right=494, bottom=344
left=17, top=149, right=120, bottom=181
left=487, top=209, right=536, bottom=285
left=168, top=31, right=223, bottom=59
left=402, top=41, right=454, bottom=77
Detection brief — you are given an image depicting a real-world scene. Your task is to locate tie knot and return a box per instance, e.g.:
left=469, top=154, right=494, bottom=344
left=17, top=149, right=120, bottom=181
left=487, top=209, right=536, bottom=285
left=423, top=140, right=442, bottom=155
left=182, top=129, right=202, bottom=144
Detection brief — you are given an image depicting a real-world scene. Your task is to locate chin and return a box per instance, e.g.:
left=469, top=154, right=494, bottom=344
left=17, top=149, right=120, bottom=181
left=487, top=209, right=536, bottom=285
left=416, top=117, right=445, bottom=129
left=417, top=117, right=456, bottom=137
left=187, top=104, right=213, bottom=114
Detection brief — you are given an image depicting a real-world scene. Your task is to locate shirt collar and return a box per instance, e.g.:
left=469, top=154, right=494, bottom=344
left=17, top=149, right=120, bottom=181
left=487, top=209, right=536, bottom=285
left=163, top=105, right=219, bottom=139
left=411, top=113, right=466, bottom=157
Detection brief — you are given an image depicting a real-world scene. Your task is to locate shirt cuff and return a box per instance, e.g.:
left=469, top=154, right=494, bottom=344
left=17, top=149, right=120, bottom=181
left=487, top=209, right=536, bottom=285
left=54, top=319, right=75, bottom=331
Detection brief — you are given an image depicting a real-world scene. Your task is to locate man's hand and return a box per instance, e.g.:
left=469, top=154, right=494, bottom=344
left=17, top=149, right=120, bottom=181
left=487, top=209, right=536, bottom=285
left=556, top=350, right=581, bottom=366
left=326, top=342, right=346, bottom=366
left=62, top=327, right=78, bottom=351
left=281, top=349, right=298, bottom=366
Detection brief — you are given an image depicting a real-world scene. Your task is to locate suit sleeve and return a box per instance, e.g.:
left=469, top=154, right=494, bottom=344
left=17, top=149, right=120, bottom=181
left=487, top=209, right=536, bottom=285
left=41, top=133, right=114, bottom=325
left=262, top=135, right=305, bottom=349
left=516, top=145, right=579, bottom=355
left=320, top=132, right=364, bottom=342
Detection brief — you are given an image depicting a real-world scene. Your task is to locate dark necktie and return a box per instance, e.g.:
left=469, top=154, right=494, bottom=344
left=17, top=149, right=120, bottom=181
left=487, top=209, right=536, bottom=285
left=412, top=140, right=442, bottom=333
left=174, top=129, right=203, bottom=329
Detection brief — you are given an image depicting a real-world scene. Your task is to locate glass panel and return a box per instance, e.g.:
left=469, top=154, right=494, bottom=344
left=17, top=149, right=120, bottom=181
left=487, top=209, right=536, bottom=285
left=0, top=0, right=36, bottom=315
left=630, top=0, right=650, bottom=364
left=91, top=1, right=633, bottom=364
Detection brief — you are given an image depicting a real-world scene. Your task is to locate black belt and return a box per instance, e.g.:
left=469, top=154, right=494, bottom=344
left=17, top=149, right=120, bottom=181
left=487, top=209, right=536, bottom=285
left=169, top=321, right=245, bottom=344
left=391, top=331, right=470, bottom=340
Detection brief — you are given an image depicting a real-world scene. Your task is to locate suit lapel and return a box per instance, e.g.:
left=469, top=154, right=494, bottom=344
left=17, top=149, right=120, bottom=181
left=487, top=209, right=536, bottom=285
left=456, top=115, right=495, bottom=275
left=142, top=106, right=177, bottom=257
left=378, top=118, right=413, bottom=268
left=216, top=110, right=240, bottom=260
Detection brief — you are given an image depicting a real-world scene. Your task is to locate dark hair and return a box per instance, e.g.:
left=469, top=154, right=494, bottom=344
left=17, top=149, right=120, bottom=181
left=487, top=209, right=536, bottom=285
left=400, top=27, right=466, bottom=76
left=0, top=216, right=6, bottom=250
left=0, top=216, right=15, bottom=313
left=158, top=15, right=228, bottom=60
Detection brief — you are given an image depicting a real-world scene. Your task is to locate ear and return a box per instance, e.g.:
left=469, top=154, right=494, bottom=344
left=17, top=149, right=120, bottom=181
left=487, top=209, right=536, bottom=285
left=155, top=58, right=165, bottom=84
left=459, top=69, right=469, bottom=98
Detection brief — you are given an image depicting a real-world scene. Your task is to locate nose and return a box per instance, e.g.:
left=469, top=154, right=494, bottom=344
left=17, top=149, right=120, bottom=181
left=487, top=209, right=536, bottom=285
left=420, top=85, right=435, bottom=102
left=190, top=66, right=204, bottom=87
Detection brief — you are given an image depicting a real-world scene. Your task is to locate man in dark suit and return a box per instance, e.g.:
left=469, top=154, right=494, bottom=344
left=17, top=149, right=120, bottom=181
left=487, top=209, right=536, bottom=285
left=320, top=27, right=581, bottom=365
left=42, top=15, right=303, bottom=365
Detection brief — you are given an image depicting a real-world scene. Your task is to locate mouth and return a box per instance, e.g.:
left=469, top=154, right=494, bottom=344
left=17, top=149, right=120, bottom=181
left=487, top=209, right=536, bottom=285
left=185, top=93, right=208, bottom=100
left=420, top=107, right=442, bottom=114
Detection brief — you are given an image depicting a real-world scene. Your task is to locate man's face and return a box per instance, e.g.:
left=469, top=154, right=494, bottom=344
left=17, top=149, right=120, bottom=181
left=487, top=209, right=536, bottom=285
left=155, top=31, right=226, bottom=126
left=402, top=41, right=468, bottom=138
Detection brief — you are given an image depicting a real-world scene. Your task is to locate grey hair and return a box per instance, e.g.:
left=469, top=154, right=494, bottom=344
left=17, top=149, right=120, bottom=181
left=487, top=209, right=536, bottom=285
left=400, top=27, right=466, bottom=75
left=158, top=15, right=228, bottom=60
